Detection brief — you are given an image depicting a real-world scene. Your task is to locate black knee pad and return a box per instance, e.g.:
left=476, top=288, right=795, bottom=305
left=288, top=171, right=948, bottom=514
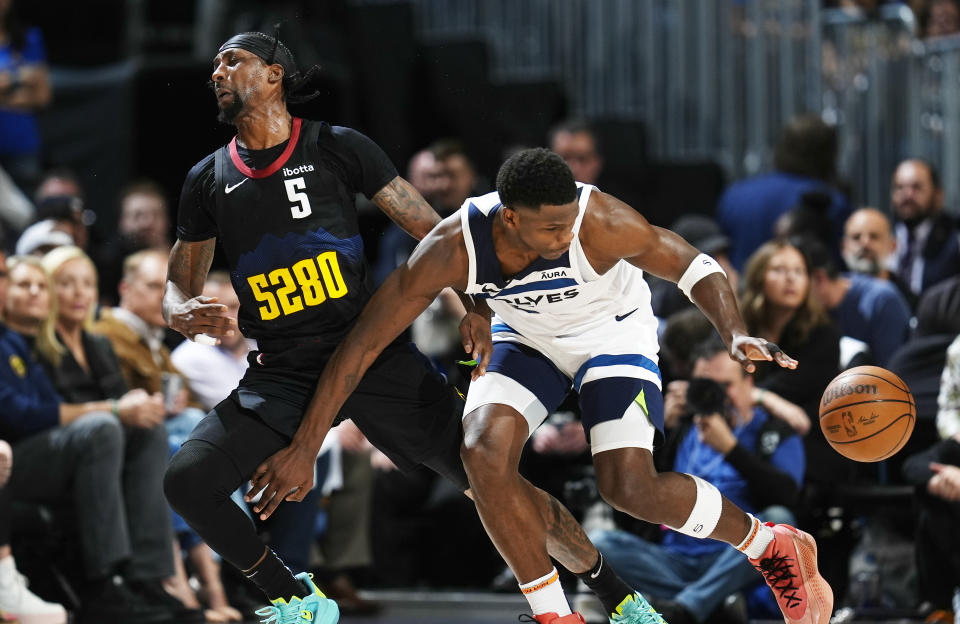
left=164, top=440, right=242, bottom=517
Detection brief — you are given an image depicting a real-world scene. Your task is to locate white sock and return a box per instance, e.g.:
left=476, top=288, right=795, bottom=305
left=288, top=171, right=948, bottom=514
left=519, top=567, right=571, bottom=616
left=736, top=514, right=775, bottom=559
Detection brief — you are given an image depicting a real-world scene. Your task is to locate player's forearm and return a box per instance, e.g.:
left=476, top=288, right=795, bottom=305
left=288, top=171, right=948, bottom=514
left=293, top=344, right=381, bottom=454
left=163, top=240, right=215, bottom=324
left=690, top=273, right=749, bottom=345
left=293, top=270, right=437, bottom=453
left=162, top=280, right=193, bottom=325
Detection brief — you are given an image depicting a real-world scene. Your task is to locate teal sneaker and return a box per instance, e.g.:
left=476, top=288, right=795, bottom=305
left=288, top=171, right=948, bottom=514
left=253, top=573, right=340, bottom=624
left=610, top=592, right=668, bottom=624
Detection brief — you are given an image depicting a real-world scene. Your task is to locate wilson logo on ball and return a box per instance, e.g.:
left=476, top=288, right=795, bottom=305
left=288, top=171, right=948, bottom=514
left=821, top=383, right=878, bottom=407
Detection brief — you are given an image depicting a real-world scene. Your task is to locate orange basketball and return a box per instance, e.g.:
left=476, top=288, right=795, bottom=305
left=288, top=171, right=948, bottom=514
left=818, top=366, right=916, bottom=462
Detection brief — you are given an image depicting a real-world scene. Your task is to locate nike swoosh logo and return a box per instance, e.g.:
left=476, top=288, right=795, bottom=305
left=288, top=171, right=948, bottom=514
left=615, top=308, right=639, bottom=322
left=590, top=557, right=603, bottom=579
left=225, top=178, right=249, bottom=194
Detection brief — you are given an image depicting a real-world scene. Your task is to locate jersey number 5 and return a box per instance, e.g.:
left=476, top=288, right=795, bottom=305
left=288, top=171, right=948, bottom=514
left=284, top=177, right=312, bottom=219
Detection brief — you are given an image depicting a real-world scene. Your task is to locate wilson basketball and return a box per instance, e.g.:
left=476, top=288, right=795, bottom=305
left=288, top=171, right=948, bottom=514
left=819, top=366, right=916, bottom=462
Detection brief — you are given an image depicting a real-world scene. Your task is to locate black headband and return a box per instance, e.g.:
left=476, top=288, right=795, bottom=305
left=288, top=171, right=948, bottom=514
left=218, top=31, right=297, bottom=77
left=217, top=30, right=321, bottom=105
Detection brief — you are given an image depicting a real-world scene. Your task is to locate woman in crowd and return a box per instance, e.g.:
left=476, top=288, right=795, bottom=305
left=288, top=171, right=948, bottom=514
left=39, top=246, right=240, bottom=622
left=740, top=239, right=843, bottom=484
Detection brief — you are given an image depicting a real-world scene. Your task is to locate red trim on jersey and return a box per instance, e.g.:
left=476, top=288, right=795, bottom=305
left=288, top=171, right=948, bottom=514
left=228, top=117, right=303, bottom=179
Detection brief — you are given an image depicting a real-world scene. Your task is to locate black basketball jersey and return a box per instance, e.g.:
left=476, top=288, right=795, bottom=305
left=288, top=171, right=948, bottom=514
left=177, top=118, right=398, bottom=352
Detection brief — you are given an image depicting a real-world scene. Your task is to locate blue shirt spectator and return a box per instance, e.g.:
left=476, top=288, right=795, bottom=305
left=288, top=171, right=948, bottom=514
left=664, top=407, right=805, bottom=558
left=717, top=172, right=851, bottom=271
left=0, top=26, right=45, bottom=158
left=0, top=321, right=61, bottom=442
left=831, top=273, right=912, bottom=366
left=806, top=234, right=912, bottom=367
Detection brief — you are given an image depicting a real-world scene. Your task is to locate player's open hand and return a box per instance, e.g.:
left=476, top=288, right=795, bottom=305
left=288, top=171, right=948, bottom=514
left=168, top=295, right=237, bottom=343
left=246, top=444, right=316, bottom=520
left=459, top=311, right=493, bottom=381
left=729, top=334, right=797, bottom=373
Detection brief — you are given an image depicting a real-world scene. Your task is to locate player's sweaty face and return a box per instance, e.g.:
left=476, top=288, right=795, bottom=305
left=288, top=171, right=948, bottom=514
left=516, top=201, right=579, bottom=259
left=211, top=49, right=265, bottom=115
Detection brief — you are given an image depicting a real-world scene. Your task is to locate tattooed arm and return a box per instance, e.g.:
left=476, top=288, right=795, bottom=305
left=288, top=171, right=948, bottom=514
left=372, top=175, right=494, bottom=378
left=163, top=239, right=236, bottom=343
left=371, top=176, right=443, bottom=240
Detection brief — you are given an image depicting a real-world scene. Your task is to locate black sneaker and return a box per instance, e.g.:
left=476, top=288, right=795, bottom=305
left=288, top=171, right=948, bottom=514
left=127, top=579, right=205, bottom=623
left=80, top=576, right=174, bottom=624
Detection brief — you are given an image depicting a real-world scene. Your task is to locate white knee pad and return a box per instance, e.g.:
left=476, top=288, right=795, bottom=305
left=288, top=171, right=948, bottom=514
left=668, top=474, right=722, bottom=538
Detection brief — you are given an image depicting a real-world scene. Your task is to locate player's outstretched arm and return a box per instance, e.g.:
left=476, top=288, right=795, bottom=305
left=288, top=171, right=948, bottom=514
left=163, top=238, right=236, bottom=343
left=247, top=216, right=469, bottom=520
left=372, top=176, right=443, bottom=240
left=581, top=191, right=796, bottom=372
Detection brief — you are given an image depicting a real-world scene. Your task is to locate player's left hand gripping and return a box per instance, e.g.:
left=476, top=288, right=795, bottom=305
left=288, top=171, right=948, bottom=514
left=459, top=311, right=493, bottom=381
left=729, top=334, right=798, bottom=373
left=246, top=445, right=316, bottom=520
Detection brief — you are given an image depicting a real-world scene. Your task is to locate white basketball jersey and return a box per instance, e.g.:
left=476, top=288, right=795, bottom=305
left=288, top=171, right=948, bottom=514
left=459, top=183, right=660, bottom=357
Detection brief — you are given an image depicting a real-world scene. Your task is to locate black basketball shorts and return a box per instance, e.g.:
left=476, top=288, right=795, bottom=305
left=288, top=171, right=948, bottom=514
left=187, top=341, right=470, bottom=491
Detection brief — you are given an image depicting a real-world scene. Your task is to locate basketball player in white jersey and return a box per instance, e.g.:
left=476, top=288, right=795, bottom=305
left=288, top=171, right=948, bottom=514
left=249, top=148, right=834, bottom=624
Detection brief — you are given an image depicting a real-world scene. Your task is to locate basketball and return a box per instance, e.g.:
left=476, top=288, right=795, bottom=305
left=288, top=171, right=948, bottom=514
left=818, top=366, right=916, bottom=462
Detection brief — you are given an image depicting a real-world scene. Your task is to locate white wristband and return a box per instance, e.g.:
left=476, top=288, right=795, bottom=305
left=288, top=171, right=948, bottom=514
left=193, top=333, right=217, bottom=346
left=678, top=253, right=726, bottom=300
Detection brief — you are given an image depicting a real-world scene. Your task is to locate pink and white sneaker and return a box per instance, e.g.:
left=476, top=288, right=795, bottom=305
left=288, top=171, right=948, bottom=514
left=749, top=523, right=834, bottom=624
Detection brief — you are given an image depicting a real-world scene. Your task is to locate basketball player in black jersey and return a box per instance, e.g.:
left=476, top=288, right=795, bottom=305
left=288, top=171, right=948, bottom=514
left=162, top=31, right=645, bottom=624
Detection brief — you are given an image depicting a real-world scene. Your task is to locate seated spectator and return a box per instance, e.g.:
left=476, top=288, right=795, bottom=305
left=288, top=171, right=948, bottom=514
left=89, top=249, right=240, bottom=620
left=0, top=436, right=67, bottom=624
left=0, top=0, right=51, bottom=191
left=95, top=181, right=173, bottom=307
left=13, top=219, right=72, bottom=257
left=661, top=309, right=812, bottom=437
left=548, top=119, right=604, bottom=185
left=938, top=334, right=960, bottom=440
left=33, top=169, right=94, bottom=251
left=589, top=338, right=806, bottom=624
left=740, top=240, right=843, bottom=484
left=92, top=250, right=191, bottom=399
left=3, top=255, right=51, bottom=336
left=842, top=207, right=916, bottom=309
left=717, top=114, right=850, bottom=271
left=0, top=251, right=182, bottom=622
left=804, top=235, right=911, bottom=367
left=432, top=139, right=480, bottom=215
left=889, top=159, right=960, bottom=297
left=38, top=246, right=213, bottom=621
left=901, top=432, right=960, bottom=614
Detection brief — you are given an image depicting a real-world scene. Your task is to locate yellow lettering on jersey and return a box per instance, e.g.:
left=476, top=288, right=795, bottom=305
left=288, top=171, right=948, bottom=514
left=247, top=274, right=280, bottom=321
left=247, top=251, right=349, bottom=321
left=316, top=251, right=348, bottom=298
left=269, top=267, right=304, bottom=316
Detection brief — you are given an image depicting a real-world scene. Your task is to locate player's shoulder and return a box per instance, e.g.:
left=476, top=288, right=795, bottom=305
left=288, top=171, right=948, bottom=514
left=583, top=186, right=642, bottom=228
left=462, top=190, right=502, bottom=216
left=185, top=151, right=217, bottom=181
left=327, top=123, right=376, bottom=147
